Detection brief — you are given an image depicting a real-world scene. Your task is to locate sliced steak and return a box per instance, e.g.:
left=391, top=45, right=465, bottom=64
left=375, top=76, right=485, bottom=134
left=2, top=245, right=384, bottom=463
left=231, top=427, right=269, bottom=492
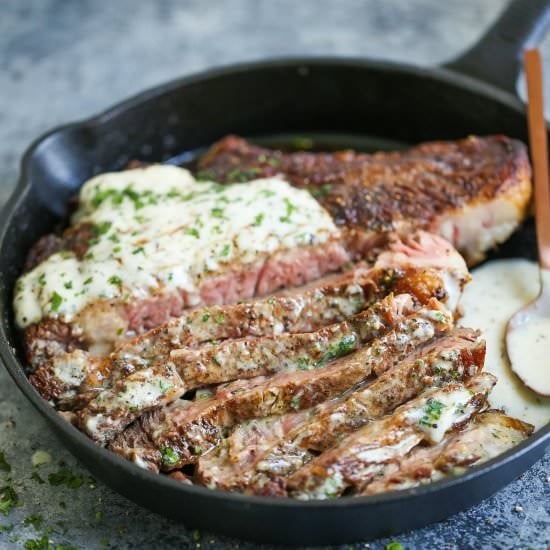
left=198, top=135, right=532, bottom=265
left=195, top=328, right=485, bottom=493
left=80, top=292, right=422, bottom=444
left=110, top=298, right=452, bottom=470
left=362, top=410, right=533, bottom=495
left=286, top=373, right=496, bottom=499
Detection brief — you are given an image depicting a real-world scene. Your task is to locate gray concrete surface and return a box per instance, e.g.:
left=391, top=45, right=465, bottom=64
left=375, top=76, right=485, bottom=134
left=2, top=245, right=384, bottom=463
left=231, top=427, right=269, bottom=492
left=0, top=1, right=549, bottom=548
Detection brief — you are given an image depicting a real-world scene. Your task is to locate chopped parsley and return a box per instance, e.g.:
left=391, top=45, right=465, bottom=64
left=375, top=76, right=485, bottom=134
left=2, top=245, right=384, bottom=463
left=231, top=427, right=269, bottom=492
left=202, top=312, right=210, bottom=322
left=94, top=221, right=112, bottom=235
left=132, top=247, right=145, bottom=255
left=211, top=207, right=224, bottom=218
left=30, top=472, right=44, bottom=484
left=317, top=334, right=357, bottom=366
left=185, top=227, right=200, bottom=239
left=83, top=277, right=93, bottom=285
left=37, top=273, right=46, bottom=287
left=307, top=183, right=333, bottom=198
left=63, top=281, right=73, bottom=290
left=158, top=380, right=174, bottom=394
left=220, top=244, right=230, bottom=258
left=419, top=399, right=445, bottom=428
left=253, top=212, right=264, bottom=226
left=0, top=452, right=11, bottom=473
left=0, top=486, right=18, bottom=515
left=50, top=292, right=63, bottom=312
left=23, top=515, right=44, bottom=531
left=48, top=467, right=83, bottom=489
left=108, top=233, right=120, bottom=243
left=215, top=313, right=225, bottom=324
left=195, top=170, right=215, bottom=181
left=159, top=446, right=179, bottom=466
left=227, top=167, right=262, bottom=182
left=108, top=275, right=123, bottom=286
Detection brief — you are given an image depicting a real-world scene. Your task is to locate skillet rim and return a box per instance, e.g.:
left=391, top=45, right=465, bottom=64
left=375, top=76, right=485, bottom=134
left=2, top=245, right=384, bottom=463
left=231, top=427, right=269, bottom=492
left=0, top=55, right=548, bottom=512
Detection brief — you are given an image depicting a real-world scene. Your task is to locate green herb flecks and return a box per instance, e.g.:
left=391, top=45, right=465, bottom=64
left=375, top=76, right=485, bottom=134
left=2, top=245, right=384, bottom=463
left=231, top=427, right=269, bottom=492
left=0, top=486, right=18, bottom=515
left=23, top=515, right=44, bottom=531
left=316, top=334, right=357, bottom=367
left=50, top=292, right=63, bottom=312
left=419, top=399, right=445, bottom=428
left=253, top=213, right=264, bottom=226
left=0, top=452, right=11, bottom=473
left=159, top=446, right=179, bottom=466
left=48, top=467, right=83, bottom=489
left=220, top=244, right=231, bottom=258
left=185, top=227, right=200, bottom=239
left=227, top=167, right=262, bottom=183
left=108, top=275, right=123, bottom=286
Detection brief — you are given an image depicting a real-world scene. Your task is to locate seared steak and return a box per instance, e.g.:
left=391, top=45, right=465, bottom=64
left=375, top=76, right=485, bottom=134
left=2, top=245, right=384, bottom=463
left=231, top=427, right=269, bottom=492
left=198, top=135, right=531, bottom=265
left=286, top=373, right=496, bottom=499
left=195, top=329, right=485, bottom=493
left=109, top=298, right=452, bottom=470
left=362, top=410, right=533, bottom=495
left=80, top=292, right=423, bottom=444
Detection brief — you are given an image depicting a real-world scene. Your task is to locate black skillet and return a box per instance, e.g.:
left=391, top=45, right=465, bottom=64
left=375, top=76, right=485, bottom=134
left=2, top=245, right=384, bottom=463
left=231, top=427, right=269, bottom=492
left=1, top=0, right=550, bottom=545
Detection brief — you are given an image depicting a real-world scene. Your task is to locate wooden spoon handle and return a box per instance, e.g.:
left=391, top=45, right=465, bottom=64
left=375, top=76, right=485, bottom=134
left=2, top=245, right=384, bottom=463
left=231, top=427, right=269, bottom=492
left=525, top=49, right=550, bottom=270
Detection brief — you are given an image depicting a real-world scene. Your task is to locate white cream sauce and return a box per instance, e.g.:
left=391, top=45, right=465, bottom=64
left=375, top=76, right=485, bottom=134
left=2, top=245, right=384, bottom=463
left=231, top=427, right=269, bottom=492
left=459, top=259, right=550, bottom=430
left=14, top=165, right=338, bottom=328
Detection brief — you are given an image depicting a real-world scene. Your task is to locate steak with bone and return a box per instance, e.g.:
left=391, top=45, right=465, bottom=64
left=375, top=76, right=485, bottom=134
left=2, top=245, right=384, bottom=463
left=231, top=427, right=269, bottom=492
left=198, top=135, right=531, bottom=266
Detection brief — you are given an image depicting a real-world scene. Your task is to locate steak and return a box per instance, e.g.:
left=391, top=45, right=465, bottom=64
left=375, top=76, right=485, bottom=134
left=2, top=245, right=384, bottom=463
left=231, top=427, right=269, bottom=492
left=32, top=229, right=468, bottom=408
left=195, top=328, right=485, bottom=493
left=79, top=292, right=422, bottom=444
left=109, top=298, right=452, bottom=470
left=198, top=135, right=531, bottom=265
left=286, top=373, right=496, bottom=499
left=362, top=410, right=533, bottom=495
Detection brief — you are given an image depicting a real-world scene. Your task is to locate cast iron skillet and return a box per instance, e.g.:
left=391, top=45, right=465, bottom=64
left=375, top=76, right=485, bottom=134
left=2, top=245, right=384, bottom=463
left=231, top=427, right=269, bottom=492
left=1, top=0, right=550, bottom=545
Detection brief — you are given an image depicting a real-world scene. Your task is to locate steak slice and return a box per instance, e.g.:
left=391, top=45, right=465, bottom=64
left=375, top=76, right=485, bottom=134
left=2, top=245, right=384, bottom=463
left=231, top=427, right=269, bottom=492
left=286, top=373, right=496, bottom=499
left=195, top=328, right=484, bottom=493
left=109, top=298, right=452, bottom=470
left=198, top=135, right=531, bottom=265
left=362, top=410, right=533, bottom=495
left=79, top=292, right=422, bottom=444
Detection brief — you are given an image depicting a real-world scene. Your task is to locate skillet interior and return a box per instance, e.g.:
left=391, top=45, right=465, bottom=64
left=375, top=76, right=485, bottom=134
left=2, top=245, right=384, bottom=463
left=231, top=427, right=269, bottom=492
left=0, top=59, right=549, bottom=545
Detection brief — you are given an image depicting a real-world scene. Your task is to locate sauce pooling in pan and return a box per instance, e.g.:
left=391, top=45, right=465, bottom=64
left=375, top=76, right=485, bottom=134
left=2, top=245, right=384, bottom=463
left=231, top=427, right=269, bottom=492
left=459, top=258, right=550, bottom=429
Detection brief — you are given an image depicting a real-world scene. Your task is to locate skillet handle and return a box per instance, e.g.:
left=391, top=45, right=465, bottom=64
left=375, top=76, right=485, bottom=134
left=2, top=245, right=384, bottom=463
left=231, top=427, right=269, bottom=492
left=443, top=0, right=550, bottom=95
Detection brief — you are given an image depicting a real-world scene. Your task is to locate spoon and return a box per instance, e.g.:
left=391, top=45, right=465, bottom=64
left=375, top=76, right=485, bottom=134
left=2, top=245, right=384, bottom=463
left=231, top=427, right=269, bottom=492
left=506, top=48, right=550, bottom=396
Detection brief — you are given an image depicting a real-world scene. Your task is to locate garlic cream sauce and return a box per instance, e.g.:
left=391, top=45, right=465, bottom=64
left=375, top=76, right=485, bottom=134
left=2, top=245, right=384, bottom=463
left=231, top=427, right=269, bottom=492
left=459, top=259, right=550, bottom=430
left=13, top=165, right=338, bottom=328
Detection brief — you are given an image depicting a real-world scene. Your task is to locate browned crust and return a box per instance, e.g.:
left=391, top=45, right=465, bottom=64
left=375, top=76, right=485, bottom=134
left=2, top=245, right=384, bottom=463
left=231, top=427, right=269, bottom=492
left=198, top=134, right=532, bottom=238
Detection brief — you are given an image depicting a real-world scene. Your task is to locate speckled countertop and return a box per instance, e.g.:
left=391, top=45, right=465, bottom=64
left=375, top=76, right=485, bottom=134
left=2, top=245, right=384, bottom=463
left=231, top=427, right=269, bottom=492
left=0, top=1, right=549, bottom=548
